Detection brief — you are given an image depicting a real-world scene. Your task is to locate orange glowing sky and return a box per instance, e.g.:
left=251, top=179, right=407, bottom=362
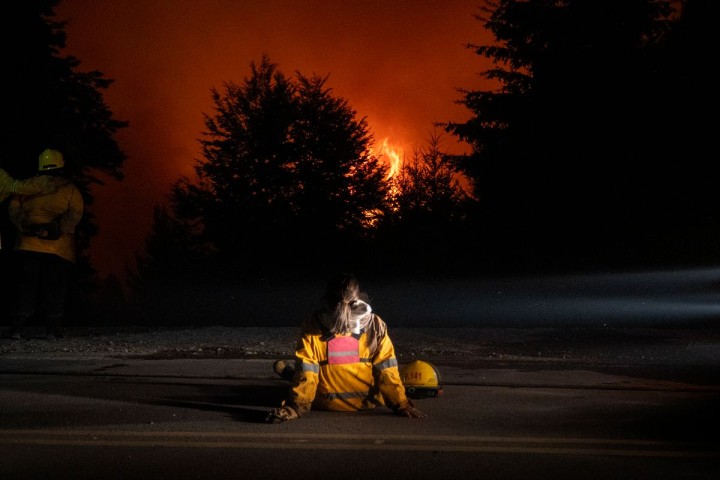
left=56, top=0, right=494, bottom=279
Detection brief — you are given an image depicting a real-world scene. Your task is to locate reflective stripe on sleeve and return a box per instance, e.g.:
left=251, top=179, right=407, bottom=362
left=373, top=357, right=398, bottom=373
left=300, top=362, right=320, bottom=374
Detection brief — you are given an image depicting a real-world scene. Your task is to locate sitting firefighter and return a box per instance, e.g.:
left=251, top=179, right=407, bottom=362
left=266, top=273, right=427, bottom=422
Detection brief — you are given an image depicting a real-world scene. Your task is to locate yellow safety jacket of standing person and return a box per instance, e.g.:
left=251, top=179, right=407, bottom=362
left=288, top=312, right=410, bottom=415
left=8, top=177, right=83, bottom=263
left=0, top=170, right=54, bottom=250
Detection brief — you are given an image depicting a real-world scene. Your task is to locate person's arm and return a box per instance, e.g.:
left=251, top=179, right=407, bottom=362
left=59, top=184, right=84, bottom=233
left=9, top=174, right=54, bottom=197
left=0, top=169, right=13, bottom=199
left=266, top=323, right=321, bottom=423
left=286, top=333, right=321, bottom=415
left=1, top=170, right=53, bottom=203
left=372, top=319, right=427, bottom=418
left=7, top=195, right=28, bottom=231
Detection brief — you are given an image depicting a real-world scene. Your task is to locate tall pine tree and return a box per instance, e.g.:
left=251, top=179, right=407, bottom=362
left=442, top=0, right=700, bottom=272
left=168, top=56, right=389, bottom=281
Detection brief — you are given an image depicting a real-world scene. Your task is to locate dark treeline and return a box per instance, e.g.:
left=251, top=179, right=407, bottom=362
left=1, top=0, right=716, bottom=326
left=443, top=0, right=717, bottom=274
left=129, top=57, right=472, bottom=292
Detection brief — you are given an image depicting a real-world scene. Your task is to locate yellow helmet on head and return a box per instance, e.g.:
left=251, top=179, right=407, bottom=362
left=400, top=360, right=443, bottom=399
left=38, top=149, right=64, bottom=172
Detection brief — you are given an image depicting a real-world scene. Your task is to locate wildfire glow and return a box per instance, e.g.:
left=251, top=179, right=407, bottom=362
left=375, top=137, right=403, bottom=179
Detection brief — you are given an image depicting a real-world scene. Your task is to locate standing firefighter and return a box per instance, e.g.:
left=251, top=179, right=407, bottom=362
left=3, top=149, right=83, bottom=340
left=266, top=273, right=426, bottom=422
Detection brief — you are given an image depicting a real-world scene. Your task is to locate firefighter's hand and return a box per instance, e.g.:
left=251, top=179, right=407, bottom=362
left=396, top=400, right=427, bottom=418
left=265, top=405, right=299, bottom=423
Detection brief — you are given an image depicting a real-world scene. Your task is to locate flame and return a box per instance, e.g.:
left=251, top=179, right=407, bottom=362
left=362, top=137, right=404, bottom=226
left=375, top=137, right=403, bottom=179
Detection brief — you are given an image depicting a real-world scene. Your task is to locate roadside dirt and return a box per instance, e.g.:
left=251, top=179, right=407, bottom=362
left=1, top=325, right=718, bottom=368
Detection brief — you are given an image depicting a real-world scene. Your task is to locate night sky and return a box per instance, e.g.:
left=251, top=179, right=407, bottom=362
left=56, top=0, right=493, bottom=278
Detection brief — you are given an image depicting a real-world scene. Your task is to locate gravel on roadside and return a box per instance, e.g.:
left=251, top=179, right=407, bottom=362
left=1, top=325, right=719, bottom=368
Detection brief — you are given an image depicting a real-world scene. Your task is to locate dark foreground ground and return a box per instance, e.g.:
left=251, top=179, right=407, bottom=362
left=1, top=324, right=718, bottom=480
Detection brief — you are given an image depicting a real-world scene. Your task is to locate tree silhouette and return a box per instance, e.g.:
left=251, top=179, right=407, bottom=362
left=130, top=204, right=214, bottom=288
left=167, top=56, right=389, bottom=281
left=442, top=0, right=717, bottom=271
left=374, top=132, right=474, bottom=275
left=637, top=0, right=720, bottom=263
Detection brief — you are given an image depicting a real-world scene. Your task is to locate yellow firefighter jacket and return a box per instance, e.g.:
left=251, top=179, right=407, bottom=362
left=1, top=170, right=55, bottom=250
left=288, top=312, right=410, bottom=415
left=8, top=177, right=83, bottom=263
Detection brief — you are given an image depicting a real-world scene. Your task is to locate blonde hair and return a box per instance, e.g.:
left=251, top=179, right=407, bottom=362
left=322, top=273, right=384, bottom=353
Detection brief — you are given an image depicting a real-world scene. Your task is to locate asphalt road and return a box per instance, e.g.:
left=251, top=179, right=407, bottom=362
left=2, top=264, right=719, bottom=478
left=1, top=348, right=718, bottom=480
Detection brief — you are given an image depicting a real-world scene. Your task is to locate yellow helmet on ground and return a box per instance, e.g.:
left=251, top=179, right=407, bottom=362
left=400, top=360, right=443, bottom=399
left=39, top=149, right=64, bottom=171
